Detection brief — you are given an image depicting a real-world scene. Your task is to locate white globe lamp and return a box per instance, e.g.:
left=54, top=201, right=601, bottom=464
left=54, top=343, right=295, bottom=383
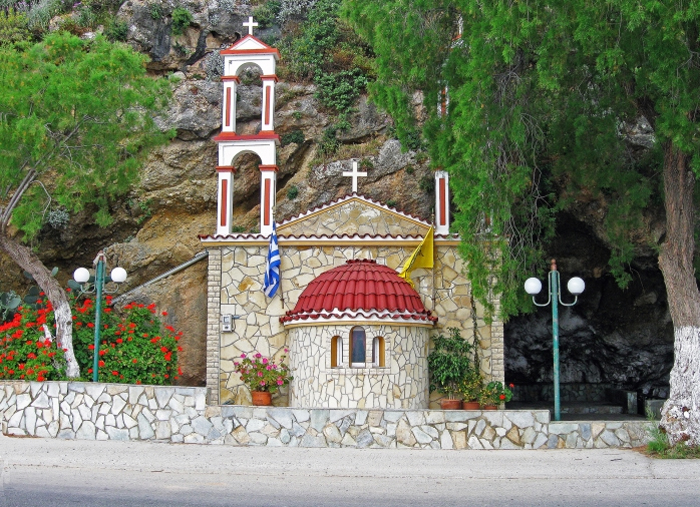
left=524, top=277, right=543, bottom=295
left=567, top=277, right=585, bottom=295
left=110, top=267, right=127, bottom=283
left=73, top=267, right=90, bottom=284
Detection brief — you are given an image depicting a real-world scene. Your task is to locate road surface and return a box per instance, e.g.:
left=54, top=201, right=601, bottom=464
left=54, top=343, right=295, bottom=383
left=1, top=434, right=698, bottom=506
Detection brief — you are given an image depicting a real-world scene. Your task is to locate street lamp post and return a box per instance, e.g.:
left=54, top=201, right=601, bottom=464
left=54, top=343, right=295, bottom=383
left=73, top=251, right=127, bottom=382
left=524, top=259, right=585, bottom=421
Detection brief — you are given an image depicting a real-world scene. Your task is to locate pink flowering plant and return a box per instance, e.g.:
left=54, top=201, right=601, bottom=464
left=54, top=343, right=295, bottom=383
left=234, top=351, right=292, bottom=393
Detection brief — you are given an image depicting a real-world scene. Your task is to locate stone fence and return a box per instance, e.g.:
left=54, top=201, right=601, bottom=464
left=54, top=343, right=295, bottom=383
left=0, top=381, right=650, bottom=449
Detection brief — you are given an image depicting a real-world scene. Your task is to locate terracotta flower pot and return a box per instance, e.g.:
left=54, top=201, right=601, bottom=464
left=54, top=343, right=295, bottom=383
left=440, top=399, right=462, bottom=410
left=482, top=404, right=498, bottom=411
left=462, top=400, right=480, bottom=410
left=251, top=391, right=272, bottom=406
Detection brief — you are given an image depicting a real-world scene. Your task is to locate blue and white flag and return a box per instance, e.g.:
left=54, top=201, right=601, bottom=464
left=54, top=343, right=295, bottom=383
left=264, top=222, right=281, bottom=298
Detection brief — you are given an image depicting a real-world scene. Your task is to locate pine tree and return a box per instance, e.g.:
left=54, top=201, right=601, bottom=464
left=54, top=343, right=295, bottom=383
left=0, top=32, right=171, bottom=377
left=343, top=0, right=700, bottom=445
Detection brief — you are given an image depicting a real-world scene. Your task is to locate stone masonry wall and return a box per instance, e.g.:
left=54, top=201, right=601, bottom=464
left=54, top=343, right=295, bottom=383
left=289, top=324, right=429, bottom=409
left=0, top=381, right=649, bottom=449
left=210, top=242, right=504, bottom=407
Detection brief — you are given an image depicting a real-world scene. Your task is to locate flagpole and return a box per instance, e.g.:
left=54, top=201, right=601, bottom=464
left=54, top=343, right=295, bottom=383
left=431, top=212, right=436, bottom=312
left=278, top=250, right=285, bottom=309
left=273, top=209, right=285, bottom=309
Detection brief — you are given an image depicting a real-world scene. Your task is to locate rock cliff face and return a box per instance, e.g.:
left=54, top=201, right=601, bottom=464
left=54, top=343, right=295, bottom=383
left=506, top=214, right=673, bottom=399
left=0, top=1, right=674, bottom=393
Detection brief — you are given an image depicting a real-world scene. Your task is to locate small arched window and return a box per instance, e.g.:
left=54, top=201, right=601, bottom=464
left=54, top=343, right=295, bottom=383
left=372, top=337, right=385, bottom=367
left=350, top=326, right=366, bottom=367
left=330, top=336, right=342, bottom=368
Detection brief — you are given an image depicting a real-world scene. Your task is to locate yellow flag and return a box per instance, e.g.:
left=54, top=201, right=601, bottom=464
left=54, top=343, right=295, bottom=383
left=398, top=226, right=434, bottom=288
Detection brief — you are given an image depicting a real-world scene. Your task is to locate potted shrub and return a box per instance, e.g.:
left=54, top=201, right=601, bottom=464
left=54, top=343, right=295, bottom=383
left=479, top=381, right=514, bottom=410
left=428, top=328, right=474, bottom=409
left=459, top=368, right=483, bottom=410
left=233, top=350, right=292, bottom=406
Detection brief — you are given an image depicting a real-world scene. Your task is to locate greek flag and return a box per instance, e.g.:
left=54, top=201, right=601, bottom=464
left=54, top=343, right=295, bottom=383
left=264, top=222, right=281, bottom=298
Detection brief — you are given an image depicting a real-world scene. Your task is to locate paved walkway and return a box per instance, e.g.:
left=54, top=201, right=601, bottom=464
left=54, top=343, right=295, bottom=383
left=1, top=434, right=699, bottom=506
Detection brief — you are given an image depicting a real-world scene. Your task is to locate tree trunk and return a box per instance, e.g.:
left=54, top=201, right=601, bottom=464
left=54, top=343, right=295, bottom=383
left=0, top=233, right=80, bottom=378
left=658, top=143, right=700, bottom=446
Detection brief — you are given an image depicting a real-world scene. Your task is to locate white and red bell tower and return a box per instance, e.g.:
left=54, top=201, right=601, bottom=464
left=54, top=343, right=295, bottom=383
left=213, top=16, right=280, bottom=237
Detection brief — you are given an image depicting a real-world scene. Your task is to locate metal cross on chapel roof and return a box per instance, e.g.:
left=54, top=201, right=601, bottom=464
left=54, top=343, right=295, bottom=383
left=343, top=160, right=367, bottom=194
left=243, top=16, right=258, bottom=36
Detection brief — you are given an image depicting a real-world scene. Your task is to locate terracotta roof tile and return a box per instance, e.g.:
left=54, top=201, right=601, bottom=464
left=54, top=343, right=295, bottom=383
left=280, top=259, right=437, bottom=325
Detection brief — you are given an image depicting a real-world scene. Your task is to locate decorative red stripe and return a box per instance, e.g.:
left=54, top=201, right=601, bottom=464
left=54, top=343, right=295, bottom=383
left=225, top=88, right=231, bottom=127
left=265, top=86, right=271, bottom=126
left=439, top=177, right=446, bottom=226
left=213, top=132, right=280, bottom=142
left=264, top=179, right=271, bottom=226
left=221, top=179, right=228, bottom=227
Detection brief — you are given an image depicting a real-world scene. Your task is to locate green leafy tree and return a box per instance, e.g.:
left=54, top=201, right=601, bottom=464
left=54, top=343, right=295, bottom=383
left=0, top=32, right=171, bottom=377
left=343, top=0, right=700, bottom=445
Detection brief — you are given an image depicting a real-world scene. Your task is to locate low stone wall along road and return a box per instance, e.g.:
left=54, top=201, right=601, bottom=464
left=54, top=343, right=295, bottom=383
left=0, top=381, right=650, bottom=449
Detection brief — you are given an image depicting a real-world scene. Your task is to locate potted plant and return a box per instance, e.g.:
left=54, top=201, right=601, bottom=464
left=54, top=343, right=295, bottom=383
left=233, top=350, right=292, bottom=406
left=428, top=328, right=474, bottom=409
left=459, top=368, right=483, bottom=410
left=479, top=381, right=514, bottom=410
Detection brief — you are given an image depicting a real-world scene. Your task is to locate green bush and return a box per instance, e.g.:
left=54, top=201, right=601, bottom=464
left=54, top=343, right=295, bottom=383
left=427, top=328, right=475, bottom=399
left=281, top=129, right=305, bottom=146
left=148, top=3, right=161, bottom=19
left=419, top=174, right=435, bottom=194
left=278, top=0, right=373, bottom=115
left=314, top=68, right=367, bottom=112
left=287, top=185, right=299, bottom=200
left=105, top=19, right=128, bottom=41
left=27, top=0, right=63, bottom=30
left=0, top=8, right=32, bottom=46
left=253, top=0, right=281, bottom=28
left=318, top=126, right=339, bottom=156
left=171, top=7, right=192, bottom=36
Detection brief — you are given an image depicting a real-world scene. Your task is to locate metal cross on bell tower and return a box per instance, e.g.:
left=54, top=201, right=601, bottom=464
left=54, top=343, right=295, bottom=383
left=242, top=16, right=258, bottom=36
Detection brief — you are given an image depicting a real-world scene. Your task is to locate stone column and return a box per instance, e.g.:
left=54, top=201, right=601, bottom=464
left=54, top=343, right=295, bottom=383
left=205, top=247, right=223, bottom=405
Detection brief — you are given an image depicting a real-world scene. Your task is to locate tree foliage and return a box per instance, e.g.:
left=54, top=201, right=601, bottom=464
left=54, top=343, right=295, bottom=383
left=344, top=0, right=675, bottom=316
left=343, top=0, right=700, bottom=444
left=0, top=32, right=171, bottom=376
left=0, top=31, right=170, bottom=237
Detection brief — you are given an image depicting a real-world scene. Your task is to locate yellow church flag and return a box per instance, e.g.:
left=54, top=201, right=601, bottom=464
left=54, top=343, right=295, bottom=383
left=398, top=226, right=434, bottom=288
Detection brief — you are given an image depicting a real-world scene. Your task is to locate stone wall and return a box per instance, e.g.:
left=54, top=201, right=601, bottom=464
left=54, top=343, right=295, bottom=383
left=0, top=381, right=649, bottom=449
left=289, top=324, right=429, bottom=409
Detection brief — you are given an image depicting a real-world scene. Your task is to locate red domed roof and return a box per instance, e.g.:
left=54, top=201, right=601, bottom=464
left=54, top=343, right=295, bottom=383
left=280, top=259, right=437, bottom=325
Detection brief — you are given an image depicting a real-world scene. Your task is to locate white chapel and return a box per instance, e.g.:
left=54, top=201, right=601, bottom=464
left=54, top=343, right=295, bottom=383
left=200, top=19, right=504, bottom=408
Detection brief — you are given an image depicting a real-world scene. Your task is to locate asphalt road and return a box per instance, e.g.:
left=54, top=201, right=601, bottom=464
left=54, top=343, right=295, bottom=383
left=1, top=434, right=699, bottom=507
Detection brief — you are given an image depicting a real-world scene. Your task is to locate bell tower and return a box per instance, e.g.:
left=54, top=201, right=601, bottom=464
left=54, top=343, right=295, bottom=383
left=213, top=16, right=280, bottom=237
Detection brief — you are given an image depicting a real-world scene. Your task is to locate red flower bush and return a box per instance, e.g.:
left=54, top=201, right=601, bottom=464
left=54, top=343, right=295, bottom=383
left=0, top=292, right=182, bottom=385
left=0, top=302, right=66, bottom=381
left=71, top=295, right=181, bottom=385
